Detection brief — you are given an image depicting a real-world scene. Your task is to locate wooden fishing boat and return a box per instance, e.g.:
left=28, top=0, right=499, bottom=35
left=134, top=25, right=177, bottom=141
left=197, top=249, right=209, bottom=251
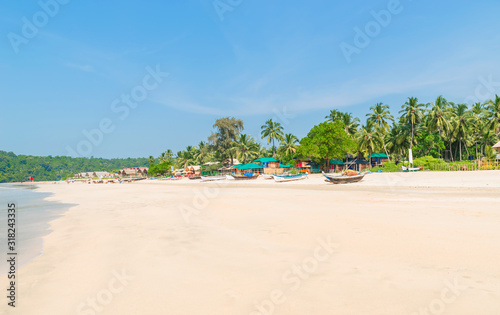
left=323, top=172, right=365, bottom=184
left=401, top=165, right=422, bottom=172
left=273, top=174, right=307, bottom=182
left=201, top=176, right=226, bottom=182
left=188, top=176, right=201, bottom=180
left=232, top=174, right=259, bottom=180
left=262, top=174, right=274, bottom=180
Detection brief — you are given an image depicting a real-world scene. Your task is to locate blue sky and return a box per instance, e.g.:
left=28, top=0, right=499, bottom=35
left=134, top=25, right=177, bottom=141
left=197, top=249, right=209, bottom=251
left=2, top=0, right=500, bottom=158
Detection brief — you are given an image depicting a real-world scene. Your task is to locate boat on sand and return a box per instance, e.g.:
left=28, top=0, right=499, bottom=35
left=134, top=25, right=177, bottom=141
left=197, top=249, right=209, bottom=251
left=201, top=176, right=226, bottom=182
left=273, top=174, right=307, bottom=182
left=402, top=165, right=422, bottom=172
left=232, top=174, right=259, bottom=180
left=323, top=171, right=365, bottom=184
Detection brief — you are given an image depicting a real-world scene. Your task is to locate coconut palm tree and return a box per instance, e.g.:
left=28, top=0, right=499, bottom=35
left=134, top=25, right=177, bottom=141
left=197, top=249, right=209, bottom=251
left=280, top=133, right=299, bottom=159
left=234, top=134, right=259, bottom=164
left=148, top=156, right=156, bottom=165
left=357, top=120, right=379, bottom=158
left=325, top=109, right=343, bottom=123
left=426, top=96, right=452, bottom=136
left=260, top=119, right=284, bottom=157
left=451, top=103, right=473, bottom=160
left=486, top=94, right=500, bottom=136
left=399, top=97, right=425, bottom=159
left=367, top=102, right=394, bottom=160
left=341, top=112, right=360, bottom=137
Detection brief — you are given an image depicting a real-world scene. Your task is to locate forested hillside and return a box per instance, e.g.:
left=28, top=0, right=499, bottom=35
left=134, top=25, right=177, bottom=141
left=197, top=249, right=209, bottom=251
left=0, top=151, right=148, bottom=182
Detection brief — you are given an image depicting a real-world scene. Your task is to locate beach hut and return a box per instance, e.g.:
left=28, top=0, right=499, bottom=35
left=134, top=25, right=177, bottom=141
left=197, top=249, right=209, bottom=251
left=185, top=165, right=201, bottom=176
left=120, top=167, right=149, bottom=178
left=328, top=159, right=344, bottom=172
left=346, top=157, right=369, bottom=172
left=254, top=157, right=286, bottom=174
left=493, top=142, right=500, bottom=160
left=368, top=153, right=389, bottom=167
left=236, top=163, right=264, bottom=174
left=295, top=160, right=320, bottom=173
left=253, top=157, right=280, bottom=168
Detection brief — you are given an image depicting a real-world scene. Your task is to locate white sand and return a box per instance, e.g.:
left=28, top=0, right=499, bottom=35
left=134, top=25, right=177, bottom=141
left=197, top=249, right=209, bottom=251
left=3, top=171, right=500, bottom=314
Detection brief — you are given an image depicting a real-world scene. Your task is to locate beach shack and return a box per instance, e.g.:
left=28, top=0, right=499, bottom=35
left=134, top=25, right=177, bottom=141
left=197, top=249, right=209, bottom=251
left=235, top=163, right=263, bottom=175
left=295, top=160, right=320, bottom=173
left=119, top=167, right=149, bottom=178
left=345, top=157, right=369, bottom=172
left=328, top=159, right=344, bottom=172
left=253, top=157, right=286, bottom=174
left=185, top=165, right=201, bottom=177
left=494, top=141, right=500, bottom=160
left=368, top=153, right=389, bottom=167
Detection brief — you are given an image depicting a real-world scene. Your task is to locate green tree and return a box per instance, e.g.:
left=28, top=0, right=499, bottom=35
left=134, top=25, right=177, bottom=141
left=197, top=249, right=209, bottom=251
left=234, top=134, right=259, bottom=164
left=399, top=97, right=425, bottom=160
left=279, top=133, right=299, bottom=159
left=357, top=120, right=379, bottom=158
left=208, top=117, right=244, bottom=165
left=340, top=112, right=360, bottom=136
left=260, top=119, right=284, bottom=157
left=367, top=102, right=393, bottom=160
left=324, top=109, right=343, bottom=123
left=486, top=95, right=500, bottom=136
left=297, top=121, right=356, bottom=169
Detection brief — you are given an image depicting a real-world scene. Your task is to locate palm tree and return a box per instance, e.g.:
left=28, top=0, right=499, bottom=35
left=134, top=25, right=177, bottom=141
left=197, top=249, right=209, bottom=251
left=260, top=119, right=284, bottom=157
left=340, top=112, right=360, bottom=137
left=426, top=96, right=452, bottom=159
left=234, top=134, right=259, bottom=163
left=399, top=97, right=425, bottom=160
left=470, top=102, right=487, bottom=158
left=357, top=120, right=379, bottom=158
left=486, top=95, right=500, bottom=136
left=325, top=109, right=343, bottom=123
left=148, top=156, right=155, bottom=165
left=452, top=104, right=472, bottom=160
left=158, top=152, right=169, bottom=163
left=367, top=102, right=394, bottom=160
left=280, top=133, right=299, bottom=159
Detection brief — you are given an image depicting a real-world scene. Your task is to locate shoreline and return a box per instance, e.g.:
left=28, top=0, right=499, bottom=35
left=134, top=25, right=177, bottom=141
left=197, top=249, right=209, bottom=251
left=3, top=171, right=500, bottom=314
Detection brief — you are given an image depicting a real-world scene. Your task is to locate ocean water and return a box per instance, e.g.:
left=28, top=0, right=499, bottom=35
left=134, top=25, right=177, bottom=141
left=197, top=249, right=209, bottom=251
left=0, top=184, right=70, bottom=274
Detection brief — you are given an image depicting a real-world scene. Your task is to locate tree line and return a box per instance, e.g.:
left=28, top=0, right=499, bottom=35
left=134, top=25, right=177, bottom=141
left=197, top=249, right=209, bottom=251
left=0, top=151, right=148, bottom=183
left=151, top=95, right=500, bottom=172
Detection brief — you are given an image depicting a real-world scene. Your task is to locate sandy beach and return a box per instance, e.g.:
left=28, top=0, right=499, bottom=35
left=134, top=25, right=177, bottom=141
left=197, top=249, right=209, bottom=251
left=3, top=171, right=500, bottom=314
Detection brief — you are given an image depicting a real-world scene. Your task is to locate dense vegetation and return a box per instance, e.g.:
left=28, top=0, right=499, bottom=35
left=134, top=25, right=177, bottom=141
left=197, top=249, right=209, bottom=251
left=3, top=95, right=500, bottom=181
left=152, top=95, right=500, bottom=169
left=0, top=151, right=148, bottom=183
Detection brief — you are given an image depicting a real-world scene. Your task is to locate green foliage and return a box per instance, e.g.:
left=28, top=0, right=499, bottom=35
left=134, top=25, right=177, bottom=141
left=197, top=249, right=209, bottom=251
left=413, top=132, right=446, bottom=158
left=297, top=121, right=356, bottom=165
left=370, top=161, right=401, bottom=172
left=413, top=156, right=446, bottom=169
left=148, top=160, right=173, bottom=176
left=202, top=163, right=224, bottom=172
left=0, top=151, right=148, bottom=183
